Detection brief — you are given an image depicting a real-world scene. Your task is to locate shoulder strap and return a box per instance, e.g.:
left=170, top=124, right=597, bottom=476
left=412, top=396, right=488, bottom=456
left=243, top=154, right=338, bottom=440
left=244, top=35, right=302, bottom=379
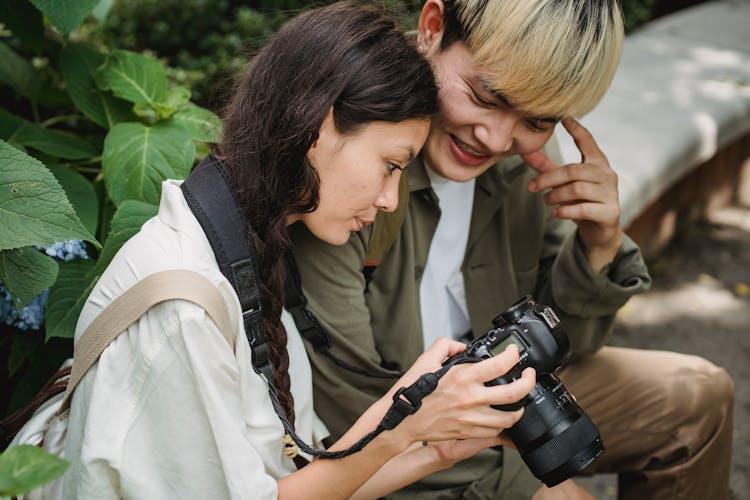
left=60, top=269, right=233, bottom=411
left=181, top=155, right=270, bottom=377
left=364, top=169, right=410, bottom=266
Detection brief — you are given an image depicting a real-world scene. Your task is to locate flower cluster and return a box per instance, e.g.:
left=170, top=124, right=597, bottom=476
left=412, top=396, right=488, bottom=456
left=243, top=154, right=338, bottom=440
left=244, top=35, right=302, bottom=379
left=1, top=240, right=90, bottom=331
left=36, top=240, right=90, bottom=261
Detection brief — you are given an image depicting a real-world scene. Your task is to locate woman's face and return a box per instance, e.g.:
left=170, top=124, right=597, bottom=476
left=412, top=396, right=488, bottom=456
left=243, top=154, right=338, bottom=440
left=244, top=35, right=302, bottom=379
left=302, top=111, right=430, bottom=245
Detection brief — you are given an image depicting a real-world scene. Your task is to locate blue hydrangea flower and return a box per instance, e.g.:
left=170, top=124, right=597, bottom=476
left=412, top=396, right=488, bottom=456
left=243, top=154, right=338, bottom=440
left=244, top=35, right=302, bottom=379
left=0, top=286, right=49, bottom=331
left=35, top=240, right=90, bottom=261
left=1, top=240, right=90, bottom=331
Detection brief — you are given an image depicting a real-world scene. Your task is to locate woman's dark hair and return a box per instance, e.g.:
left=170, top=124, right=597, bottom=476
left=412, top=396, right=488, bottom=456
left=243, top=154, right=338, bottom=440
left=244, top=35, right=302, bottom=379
left=218, top=1, right=438, bottom=426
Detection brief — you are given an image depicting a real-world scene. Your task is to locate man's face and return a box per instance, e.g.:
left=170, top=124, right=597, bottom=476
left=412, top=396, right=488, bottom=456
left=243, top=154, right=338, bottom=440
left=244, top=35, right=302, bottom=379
left=422, top=41, right=557, bottom=182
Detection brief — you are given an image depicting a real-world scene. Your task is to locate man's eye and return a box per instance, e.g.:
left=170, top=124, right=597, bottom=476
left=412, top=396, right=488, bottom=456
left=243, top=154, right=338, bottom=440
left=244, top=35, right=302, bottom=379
left=473, top=91, right=495, bottom=108
left=526, top=119, right=552, bottom=133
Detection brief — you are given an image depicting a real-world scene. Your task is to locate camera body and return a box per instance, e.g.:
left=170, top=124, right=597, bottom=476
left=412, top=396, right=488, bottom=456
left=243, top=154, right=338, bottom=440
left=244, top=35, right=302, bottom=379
left=443, top=295, right=604, bottom=487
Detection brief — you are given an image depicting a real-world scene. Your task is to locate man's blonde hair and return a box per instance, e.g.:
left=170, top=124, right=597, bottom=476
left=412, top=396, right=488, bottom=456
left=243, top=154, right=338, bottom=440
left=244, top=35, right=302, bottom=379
left=451, top=0, right=623, bottom=118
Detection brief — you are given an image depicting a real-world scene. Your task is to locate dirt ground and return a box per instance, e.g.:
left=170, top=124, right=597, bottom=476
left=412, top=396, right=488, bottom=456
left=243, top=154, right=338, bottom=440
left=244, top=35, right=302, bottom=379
left=577, top=204, right=750, bottom=499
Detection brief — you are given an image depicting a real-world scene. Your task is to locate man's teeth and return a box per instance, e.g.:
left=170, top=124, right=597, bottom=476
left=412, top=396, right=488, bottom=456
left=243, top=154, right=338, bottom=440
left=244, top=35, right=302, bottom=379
left=456, top=139, right=484, bottom=156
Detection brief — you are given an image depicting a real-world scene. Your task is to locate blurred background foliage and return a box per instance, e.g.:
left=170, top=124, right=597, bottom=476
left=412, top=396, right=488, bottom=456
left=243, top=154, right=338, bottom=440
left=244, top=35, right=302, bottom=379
left=0, top=0, right=708, bottom=435
left=98, top=0, right=701, bottom=109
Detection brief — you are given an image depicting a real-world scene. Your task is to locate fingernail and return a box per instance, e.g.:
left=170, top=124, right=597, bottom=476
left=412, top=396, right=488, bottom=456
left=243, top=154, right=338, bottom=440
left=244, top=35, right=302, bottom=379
left=528, top=181, right=537, bottom=192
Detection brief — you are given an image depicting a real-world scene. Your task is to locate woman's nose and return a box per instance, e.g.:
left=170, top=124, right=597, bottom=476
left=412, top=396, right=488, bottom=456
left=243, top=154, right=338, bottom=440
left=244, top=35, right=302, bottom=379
left=374, top=170, right=402, bottom=213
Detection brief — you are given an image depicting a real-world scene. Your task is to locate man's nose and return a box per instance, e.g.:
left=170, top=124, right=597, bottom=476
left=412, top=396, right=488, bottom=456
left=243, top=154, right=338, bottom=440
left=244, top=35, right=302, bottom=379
left=476, top=111, right=517, bottom=155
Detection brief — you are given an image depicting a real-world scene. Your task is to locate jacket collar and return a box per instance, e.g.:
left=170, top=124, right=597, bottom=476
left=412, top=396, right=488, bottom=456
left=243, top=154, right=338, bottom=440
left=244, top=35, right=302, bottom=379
left=408, top=154, right=527, bottom=195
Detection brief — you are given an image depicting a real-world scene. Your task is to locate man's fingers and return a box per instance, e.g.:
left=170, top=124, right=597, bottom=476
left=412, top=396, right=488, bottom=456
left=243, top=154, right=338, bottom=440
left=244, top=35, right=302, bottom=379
left=562, top=118, right=606, bottom=163
left=522, top=149, right=559, bottom=173
left=531, top=162, right=600, bottom=192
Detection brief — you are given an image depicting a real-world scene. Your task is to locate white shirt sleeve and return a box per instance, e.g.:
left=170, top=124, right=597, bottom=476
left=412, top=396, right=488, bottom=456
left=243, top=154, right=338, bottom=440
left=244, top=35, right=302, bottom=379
left=67, top=300, right=280, bottom=500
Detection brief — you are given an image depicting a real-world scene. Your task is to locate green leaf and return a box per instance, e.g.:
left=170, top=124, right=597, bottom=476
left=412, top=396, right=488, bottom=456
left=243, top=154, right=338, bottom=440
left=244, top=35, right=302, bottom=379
left=91, top=0, right=115, bottom=23
left=47, top=165, right=99, bottom=235
left=91, top=199, right=157, bottom=277
left=95, top=50, right=168, bottom=108
left=153, top=86, right=191, bottom=119
left=28, top=0, right=99, bottom=35
left=45, top=258, right=96, bottom=340
left=102, top=121, right=194, bottom=206
left=45, top=201, right=156, bottom=340
left=0, top=445, right=68, bottom=497
left=0, top=0, right=45, bottom=53
left=173, top=106, right=223, bottom=143
left=0, top=139, right=98, bottom=251
left=0, top=247, right=58, bottom=307
left=0, top=41, right=40, bottom=101
left=8, top=331, right=42, bottom=376
left=0, top=109, right=98, bottom=160
left=60, top=44, right=133, bottom=128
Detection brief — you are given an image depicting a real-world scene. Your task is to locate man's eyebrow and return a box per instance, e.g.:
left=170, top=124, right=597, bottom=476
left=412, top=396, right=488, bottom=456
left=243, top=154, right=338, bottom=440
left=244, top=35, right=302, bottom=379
left=482, top=81, right=561, bottom=123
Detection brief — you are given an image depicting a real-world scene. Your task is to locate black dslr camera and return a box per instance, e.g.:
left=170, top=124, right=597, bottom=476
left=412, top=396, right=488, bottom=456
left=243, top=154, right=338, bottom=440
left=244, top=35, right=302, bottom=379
left=443, top=295, right=604, bottom=487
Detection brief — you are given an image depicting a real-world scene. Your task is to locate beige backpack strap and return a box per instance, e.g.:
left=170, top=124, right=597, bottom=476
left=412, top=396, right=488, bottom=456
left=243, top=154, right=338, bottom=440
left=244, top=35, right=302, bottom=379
left=364, top=170, right=410, bottom=266
left=60, top=269, right=234, bottom=411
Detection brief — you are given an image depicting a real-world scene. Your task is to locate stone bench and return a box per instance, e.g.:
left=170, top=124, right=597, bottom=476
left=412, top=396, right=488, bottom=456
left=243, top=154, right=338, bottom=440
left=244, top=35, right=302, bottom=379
left=557, top=0, right=750, bottom=257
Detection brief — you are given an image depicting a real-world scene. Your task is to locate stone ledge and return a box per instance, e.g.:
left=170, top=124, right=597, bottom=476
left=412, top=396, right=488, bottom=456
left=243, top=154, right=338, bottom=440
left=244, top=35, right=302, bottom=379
left=556, top=0, right=750, bottom=238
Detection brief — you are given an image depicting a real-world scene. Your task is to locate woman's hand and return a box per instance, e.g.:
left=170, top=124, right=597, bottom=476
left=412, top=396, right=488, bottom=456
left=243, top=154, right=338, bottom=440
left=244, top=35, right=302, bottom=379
left=388, top=337, right=536, bottom=444
left=524, top=118, right=624, bottom=273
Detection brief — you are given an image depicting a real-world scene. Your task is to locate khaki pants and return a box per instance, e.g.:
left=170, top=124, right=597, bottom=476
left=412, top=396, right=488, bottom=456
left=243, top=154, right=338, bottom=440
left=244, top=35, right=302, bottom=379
left=386, top=346, right=734, bottom=500
left=561, top=346, right=734, bottom=500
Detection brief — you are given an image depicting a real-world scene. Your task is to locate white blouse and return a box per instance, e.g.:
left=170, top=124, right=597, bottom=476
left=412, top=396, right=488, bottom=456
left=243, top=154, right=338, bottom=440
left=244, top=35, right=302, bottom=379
left=63, top=180, right=328, bottom=500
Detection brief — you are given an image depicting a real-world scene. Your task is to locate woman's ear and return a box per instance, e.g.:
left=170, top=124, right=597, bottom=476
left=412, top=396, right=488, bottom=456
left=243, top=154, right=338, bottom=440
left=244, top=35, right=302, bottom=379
left=417, top=0, right=447, bottom=55
left=307, top=107, right=335, bottom=163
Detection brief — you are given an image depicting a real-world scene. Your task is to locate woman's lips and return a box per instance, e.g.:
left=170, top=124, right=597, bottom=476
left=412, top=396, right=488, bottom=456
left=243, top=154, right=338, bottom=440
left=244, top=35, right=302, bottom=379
left=353, top=217, right=373, bottom=231
left=449, top=135, right=492, bottom=167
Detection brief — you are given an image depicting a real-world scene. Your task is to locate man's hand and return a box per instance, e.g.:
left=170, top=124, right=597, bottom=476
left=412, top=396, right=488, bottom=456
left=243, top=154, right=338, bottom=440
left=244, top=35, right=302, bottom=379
left=523, top=118, right=623, bottom=273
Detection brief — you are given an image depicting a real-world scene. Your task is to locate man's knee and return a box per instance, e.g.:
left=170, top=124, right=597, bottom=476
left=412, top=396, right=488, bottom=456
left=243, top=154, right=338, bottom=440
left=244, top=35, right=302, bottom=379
left=676, top=357, right=734, bottom=451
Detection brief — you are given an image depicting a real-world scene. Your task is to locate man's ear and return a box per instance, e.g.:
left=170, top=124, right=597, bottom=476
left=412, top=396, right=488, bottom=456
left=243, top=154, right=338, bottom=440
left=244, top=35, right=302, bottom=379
left=417, top=0, right=447, bottom=55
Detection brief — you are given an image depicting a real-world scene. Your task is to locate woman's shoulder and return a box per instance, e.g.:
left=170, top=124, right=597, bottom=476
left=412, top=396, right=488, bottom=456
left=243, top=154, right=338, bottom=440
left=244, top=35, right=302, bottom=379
left=76, top=180, right=239, bottom=341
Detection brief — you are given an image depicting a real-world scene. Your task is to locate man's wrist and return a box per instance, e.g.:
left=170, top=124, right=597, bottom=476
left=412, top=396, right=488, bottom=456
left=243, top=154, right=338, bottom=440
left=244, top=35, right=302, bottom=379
left=577, top=229, right=623, bottom=275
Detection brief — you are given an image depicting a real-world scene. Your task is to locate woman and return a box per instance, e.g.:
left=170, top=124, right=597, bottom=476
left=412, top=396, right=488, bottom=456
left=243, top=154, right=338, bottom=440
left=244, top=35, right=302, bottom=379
left=63, top=3, right=535, bottom=499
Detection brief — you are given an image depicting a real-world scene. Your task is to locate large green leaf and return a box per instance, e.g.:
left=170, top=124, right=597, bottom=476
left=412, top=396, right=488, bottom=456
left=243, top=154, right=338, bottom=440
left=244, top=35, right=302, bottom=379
left=0, top=0, right=45, bottom=53
left=173, top=106, right=223, bottom=143
left=95, top=50, right=168, bottom=108
left=0, top=109, right=98, bottom=160
left=0, top=445, right=68, bottom=497
left=47, top=165, right=98, bottom=235
left=153, top=86, right=191, bottom=119
left=29, top=0, right=99, bottom=35
left=0, top=41, right=40, bottom=101
left=45, top=201, right=157, bottom=340
left=60, top=44, right=132, bottom=129
left=90, top=200, right=157, bottom=277
left=102, top=121, right=194, bottom=206
left=0, top=140, right=98, bottom=251
left=0, top=247, right=58, bottom=307
left=45, top=258, right=96, bottom=340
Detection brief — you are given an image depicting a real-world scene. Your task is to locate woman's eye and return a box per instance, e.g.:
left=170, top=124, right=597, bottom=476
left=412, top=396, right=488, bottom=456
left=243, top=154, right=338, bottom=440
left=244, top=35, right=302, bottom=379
left=388, top=162, right=405, bottom=174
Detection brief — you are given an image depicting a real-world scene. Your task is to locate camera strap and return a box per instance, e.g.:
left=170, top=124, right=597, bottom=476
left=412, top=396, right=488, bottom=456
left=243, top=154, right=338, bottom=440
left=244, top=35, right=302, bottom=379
left=181, top=155, right=445, bottom=463
left=284, top=253, right=400, bottom=379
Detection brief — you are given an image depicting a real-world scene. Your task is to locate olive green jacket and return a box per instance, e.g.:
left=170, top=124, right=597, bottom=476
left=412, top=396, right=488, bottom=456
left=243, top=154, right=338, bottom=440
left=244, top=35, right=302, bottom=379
left=290, top=150, right=651, bottom=491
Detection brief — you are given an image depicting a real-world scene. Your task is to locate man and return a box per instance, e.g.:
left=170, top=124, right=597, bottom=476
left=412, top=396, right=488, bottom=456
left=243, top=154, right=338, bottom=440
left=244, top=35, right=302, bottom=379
left=290, top=0, right=734, bottom=498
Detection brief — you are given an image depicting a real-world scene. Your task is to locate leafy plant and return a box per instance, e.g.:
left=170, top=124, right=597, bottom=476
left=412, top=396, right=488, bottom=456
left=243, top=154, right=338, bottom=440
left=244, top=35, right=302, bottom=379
left=0, top=1, right=220, bottom=490
left=0, top=445, right=68, bottom=497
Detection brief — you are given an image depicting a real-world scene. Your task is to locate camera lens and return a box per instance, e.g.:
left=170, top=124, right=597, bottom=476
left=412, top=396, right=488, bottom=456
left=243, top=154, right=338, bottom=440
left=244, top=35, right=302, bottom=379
left=508, top=374, right=604, bottom=487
